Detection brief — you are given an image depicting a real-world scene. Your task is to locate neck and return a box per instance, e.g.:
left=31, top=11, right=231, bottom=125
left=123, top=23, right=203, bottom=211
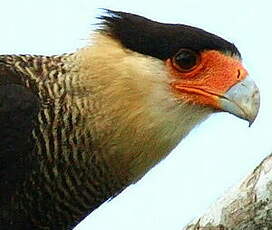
left=75, top=34, right=212, bottom=182
left=6, top=34, right=212, bottom=229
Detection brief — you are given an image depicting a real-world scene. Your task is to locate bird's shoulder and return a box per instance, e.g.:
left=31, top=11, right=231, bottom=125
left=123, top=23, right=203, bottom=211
left=0, top=55, right=41, bottom=208
left=0, top=54, right=69, bottom=82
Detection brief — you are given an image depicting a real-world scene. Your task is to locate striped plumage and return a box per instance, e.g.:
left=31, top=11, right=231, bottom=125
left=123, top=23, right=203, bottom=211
left=0, top=54, right=128, bottom=229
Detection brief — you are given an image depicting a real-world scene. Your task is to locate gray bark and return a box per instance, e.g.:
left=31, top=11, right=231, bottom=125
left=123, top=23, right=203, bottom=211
left=183, top=154, right=272, bottom=230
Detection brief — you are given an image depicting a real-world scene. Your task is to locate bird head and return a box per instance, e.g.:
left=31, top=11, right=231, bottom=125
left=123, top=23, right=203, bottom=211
left=79, top=11, right=262, bottom=179
left=99, top=10, right=260, bottom=126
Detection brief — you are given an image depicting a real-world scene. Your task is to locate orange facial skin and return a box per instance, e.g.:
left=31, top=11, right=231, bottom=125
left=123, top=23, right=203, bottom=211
left=166, top=50, right=248, bottom=110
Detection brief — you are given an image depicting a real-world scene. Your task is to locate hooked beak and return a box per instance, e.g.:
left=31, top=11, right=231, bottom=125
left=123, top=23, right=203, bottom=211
left=219, top=77, right=260, bottom=126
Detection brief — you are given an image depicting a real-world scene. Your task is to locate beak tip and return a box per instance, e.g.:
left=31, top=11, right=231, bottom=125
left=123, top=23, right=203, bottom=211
left=247, top=87, right=260, bottom=127
left=219, top=77, right=260, bottom=126
left=248, top=119, right=254, bottom=127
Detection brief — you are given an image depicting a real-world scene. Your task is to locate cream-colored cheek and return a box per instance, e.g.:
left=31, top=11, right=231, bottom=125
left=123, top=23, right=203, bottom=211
left=74, top=34, right=213, bottom=183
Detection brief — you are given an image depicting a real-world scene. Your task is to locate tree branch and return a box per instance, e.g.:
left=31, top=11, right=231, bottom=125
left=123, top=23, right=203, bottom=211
left=183, top=154, right=272, bottom=230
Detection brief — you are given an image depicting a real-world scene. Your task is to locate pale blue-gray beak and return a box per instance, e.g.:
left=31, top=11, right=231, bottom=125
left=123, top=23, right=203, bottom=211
left=219, top=77, right=260, bottom=126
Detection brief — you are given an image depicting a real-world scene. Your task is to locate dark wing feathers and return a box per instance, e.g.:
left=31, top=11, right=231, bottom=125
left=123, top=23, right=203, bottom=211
left=0, top=60, right=40, bottom=207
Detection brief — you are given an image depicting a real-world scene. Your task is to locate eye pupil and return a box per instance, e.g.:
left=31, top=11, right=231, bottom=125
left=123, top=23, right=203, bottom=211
left=173, top=49, right=198, bottom=71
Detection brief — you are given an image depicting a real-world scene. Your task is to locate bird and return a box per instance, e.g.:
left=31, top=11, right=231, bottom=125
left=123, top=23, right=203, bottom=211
left=0, top=10, right=260, bottom=230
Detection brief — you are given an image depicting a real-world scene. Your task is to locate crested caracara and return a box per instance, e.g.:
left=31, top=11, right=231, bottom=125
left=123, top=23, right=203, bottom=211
left=0, top=10, right=260, bottom=229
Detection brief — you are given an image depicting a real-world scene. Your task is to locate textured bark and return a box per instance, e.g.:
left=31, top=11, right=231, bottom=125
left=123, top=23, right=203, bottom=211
left=184, top=154, right=272, bottom=230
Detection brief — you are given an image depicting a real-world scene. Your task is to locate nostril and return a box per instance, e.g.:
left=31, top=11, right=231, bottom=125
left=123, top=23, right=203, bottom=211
left=237, top=69, right=241, bottom=80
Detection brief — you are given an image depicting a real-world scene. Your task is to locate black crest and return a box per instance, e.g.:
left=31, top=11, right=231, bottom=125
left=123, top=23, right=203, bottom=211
left=99, top=10, right=241, bottom=60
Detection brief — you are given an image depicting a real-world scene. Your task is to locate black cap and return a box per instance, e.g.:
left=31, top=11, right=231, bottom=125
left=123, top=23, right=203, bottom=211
left=99, top=10, right=241, bottom=60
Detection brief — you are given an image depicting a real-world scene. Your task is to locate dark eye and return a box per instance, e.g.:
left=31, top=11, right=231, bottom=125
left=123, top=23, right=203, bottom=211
left=172, top=49, right=199, bottom=72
